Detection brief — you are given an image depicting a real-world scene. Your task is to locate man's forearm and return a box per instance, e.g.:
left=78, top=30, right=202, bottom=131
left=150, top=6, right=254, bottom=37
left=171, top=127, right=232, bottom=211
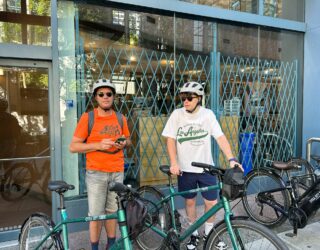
left=216, top=135, right=234, bottom=160
left=167, top=138, right=178, bottom=166
left=69, top=141, right=98, bottom=154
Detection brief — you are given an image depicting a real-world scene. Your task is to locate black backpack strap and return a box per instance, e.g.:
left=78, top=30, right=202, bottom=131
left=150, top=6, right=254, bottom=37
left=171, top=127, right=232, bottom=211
left=88, top=110, right=122, bottom=137
left=115, top=111, right=123, bottom=130
left=88, top=110, right=94, bottom=137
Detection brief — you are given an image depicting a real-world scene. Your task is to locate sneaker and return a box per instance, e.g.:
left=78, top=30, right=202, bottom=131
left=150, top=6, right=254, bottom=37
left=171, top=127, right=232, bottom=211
left=186, top=235, right=200, bottom=250
left=215, top=240, right=227, bottom=250
left=203, top=233, right=208, bottom=242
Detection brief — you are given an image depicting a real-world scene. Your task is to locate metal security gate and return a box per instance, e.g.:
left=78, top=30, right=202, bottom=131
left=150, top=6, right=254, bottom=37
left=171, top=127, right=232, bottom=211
left=218, top=55, right=297, bottom=170
left=76, top=45, right=297, bottom=187
left=76, top=45, right=214, bottom=187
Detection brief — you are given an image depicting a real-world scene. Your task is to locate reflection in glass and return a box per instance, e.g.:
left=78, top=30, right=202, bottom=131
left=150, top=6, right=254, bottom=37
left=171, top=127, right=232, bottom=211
left=27, top=0, right=51, bottom=16
left=0, top=22, right=22, bottom=43
left=0, top=65, right=50, bottom=231
left=1, top=0, right=21, bottom=13
left=218, top=23, right=258, bottom=58
left=180, top=0, right=259, bottom=14
left=0, top=0, right=51, bottom=45
left=179, top=0, right=304, bottom=21
left=27, top=25, right=51, bottom=46
left=263, top=0, right=306, bottom=20
left=259, top=28, right=304, bottom=62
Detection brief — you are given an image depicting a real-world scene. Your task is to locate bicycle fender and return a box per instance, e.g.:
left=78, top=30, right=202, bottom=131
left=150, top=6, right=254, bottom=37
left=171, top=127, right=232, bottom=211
left=246, top=167, right=287, bottom=188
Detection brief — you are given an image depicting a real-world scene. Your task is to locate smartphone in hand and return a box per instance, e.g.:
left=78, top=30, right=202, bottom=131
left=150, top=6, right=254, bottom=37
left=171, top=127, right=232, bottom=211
left=115, top=137, right=126, bottom=144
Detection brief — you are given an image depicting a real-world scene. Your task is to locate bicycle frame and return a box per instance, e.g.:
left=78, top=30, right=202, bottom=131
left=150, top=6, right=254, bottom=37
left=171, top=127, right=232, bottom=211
left=34, top=206, right=132, bottom=250
left=148, top=182, right=240, bottom=249
left=251, top=170, right=320, bottom=219
left=256, top=187, right=289, bottom=217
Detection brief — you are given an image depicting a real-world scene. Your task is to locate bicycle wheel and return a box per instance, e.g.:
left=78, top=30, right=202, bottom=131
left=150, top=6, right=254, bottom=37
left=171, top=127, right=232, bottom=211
left=135, top=185, right=171, bottom=250
left=1, top=163, right=33, bottom=201
left=242, top=169, right=290, bottom=228
left=19, top=213, right=63, bottom=250
left=205, top=219, right=288, bottom=250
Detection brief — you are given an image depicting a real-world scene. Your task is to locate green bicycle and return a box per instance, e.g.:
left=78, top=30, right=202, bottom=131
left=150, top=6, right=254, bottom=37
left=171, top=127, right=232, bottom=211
left=19, top=180, right=150, bottom=250
left=135, top=162, right=289, bottom=250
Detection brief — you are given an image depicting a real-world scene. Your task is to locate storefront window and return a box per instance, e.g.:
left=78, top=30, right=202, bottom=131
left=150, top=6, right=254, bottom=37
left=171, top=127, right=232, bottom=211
left=0, top=0, right=51, bottom=45
left=217, top=23, right=303, bottom=168
left=58, top=1, right=303, bottom=197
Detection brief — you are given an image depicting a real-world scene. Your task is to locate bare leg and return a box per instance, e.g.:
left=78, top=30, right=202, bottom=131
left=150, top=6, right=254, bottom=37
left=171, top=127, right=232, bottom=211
left=104, top=214, right=117, bottom=238
left=185, top=197, right=197, bottom=224
left=89, top=220, right=102, bottom=243
left=203, top=199, right=217, bottom=222
left=104, top=212, right=117, bottom=249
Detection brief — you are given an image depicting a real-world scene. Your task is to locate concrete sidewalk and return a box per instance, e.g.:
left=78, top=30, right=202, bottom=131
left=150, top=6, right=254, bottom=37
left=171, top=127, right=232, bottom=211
left=278, top=221, right=320, bottom=250
left=1, top=201, right=320, bottom=249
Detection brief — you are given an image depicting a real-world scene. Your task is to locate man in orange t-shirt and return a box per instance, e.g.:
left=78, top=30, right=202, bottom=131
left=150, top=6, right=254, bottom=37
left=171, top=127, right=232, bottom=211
left=70, top=79, right=131, bottom=250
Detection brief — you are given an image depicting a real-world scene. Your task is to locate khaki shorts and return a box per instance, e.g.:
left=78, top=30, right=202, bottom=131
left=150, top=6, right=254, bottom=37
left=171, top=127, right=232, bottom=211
left=86, top=170, right=123, bottom=216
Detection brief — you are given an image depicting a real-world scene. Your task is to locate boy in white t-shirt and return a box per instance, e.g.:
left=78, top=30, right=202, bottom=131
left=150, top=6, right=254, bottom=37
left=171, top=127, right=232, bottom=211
left=162, top=81, right=242, bottom=250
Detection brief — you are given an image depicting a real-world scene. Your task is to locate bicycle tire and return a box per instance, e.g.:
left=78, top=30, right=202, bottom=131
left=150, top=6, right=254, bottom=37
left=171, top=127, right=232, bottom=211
left=19, top=213, right=63, bottom=250
left=242, top=168, right=290, bottom=228
left=1, top=163, right=33, bottom=201
left=135, top=185, right=171, bottom=250
left=205, top=219, right=288, bottom=250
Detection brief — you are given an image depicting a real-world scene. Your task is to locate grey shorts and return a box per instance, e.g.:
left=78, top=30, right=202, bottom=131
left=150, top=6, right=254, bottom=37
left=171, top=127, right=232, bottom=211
left=86, top=170, right=124, bottom=216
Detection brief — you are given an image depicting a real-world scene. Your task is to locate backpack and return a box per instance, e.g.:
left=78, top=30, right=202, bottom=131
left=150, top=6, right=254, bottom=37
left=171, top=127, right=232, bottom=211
left=125, top=198, right=148, bottom=239
left=88, top=110, right=123, bottom=135
left=87, top=110, right=124, bottom=154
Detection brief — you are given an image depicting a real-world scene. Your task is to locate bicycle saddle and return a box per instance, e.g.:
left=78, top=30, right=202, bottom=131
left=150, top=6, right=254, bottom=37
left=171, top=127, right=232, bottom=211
left=272, top=160, right=302, bottom=170
left=48, top=180, right=75, bottom=194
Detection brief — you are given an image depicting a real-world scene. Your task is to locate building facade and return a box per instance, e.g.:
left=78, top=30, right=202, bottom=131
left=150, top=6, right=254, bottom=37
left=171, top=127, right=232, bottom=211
left=0, top=0, right=319, bottom=244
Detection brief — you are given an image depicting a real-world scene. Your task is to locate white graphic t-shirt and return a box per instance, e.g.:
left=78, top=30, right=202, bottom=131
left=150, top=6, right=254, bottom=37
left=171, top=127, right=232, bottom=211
left=162, top=107, right=224, bottom=173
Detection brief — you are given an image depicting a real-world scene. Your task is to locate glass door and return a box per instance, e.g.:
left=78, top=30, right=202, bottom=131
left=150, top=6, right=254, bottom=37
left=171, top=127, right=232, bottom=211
left=0, top=62, right=51, bottom=232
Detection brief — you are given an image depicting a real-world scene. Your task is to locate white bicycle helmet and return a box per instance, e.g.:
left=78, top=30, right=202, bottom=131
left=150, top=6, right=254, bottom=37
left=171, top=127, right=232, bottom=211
left=180, top=82, right=204, bottom=96
left=92, top=79, right=116, bottom=95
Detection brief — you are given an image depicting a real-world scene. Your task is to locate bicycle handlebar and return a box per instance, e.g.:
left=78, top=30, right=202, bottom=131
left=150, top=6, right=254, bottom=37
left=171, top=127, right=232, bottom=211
left=191, top=162, right=226, bottom=176
left=109, top=181, right=139, bottom=197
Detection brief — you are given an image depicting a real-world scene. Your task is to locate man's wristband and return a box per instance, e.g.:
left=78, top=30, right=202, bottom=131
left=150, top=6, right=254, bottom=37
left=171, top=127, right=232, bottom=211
left=228, top=157, right=238, bottom=162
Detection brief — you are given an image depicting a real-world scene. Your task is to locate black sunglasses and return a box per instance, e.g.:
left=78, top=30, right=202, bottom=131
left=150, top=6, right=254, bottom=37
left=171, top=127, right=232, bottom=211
left=181, top=95, right=198, bottom=102
left=97, top=92, right=113, bottom=98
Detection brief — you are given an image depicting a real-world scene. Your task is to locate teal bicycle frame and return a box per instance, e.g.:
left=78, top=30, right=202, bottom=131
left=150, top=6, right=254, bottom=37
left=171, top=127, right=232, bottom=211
left=147, top=182, right=240, bottom=249
left=34, top=197, right=132, bottom=250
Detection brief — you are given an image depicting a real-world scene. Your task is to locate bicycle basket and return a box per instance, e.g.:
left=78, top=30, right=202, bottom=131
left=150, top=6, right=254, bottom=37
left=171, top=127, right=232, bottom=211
left=221, top=166, right=245, bottom=200
left=126, top=197, right=148, bottom=239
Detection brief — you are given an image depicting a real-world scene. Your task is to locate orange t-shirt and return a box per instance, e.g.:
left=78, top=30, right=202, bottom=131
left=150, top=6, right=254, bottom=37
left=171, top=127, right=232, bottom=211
left=74, top=108, right=130, bottom=172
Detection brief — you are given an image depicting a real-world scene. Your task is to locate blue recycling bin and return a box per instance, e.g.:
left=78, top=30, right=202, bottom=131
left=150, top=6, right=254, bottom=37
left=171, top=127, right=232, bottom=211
left=239, top=133, right=256, bottom=175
